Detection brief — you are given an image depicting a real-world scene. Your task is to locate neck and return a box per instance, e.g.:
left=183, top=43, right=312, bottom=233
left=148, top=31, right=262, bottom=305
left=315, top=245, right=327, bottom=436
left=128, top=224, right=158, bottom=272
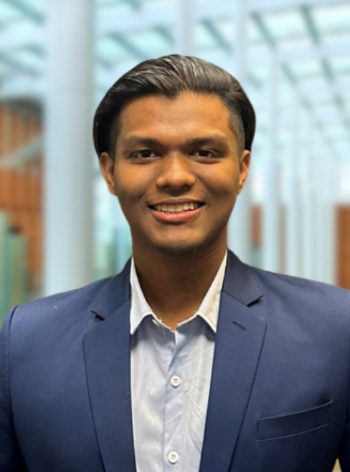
left=132, top=242, right=227, bottom=330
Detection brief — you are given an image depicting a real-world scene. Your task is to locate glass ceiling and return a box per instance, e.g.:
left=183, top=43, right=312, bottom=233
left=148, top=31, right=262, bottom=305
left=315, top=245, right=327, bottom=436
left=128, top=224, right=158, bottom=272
left=0, top=0, right=349, bottom=166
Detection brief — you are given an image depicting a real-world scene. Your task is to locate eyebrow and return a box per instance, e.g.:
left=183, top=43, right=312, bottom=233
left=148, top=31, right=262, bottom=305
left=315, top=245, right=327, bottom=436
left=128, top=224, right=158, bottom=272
left=122, top=135, right=230, bottom=149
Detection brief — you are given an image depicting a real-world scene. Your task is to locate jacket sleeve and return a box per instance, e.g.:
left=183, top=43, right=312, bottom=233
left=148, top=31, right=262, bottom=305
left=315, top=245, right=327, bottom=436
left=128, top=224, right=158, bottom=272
left=338, top=305, right=350, bottom=472
left=0, top=307, right=27, bottom=471
left=339, top=390, right=350, bottom=471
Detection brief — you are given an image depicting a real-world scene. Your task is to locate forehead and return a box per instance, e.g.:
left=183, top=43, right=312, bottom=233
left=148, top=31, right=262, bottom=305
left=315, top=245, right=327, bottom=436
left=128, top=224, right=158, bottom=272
left=117, top=92, right=235, bottom=142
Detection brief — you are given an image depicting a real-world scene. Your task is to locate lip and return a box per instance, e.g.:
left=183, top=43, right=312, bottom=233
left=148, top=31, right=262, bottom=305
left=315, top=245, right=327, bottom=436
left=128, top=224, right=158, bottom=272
left=148, top=199, right=204, bottom=207
left=150, top=204, right=204, bottom=223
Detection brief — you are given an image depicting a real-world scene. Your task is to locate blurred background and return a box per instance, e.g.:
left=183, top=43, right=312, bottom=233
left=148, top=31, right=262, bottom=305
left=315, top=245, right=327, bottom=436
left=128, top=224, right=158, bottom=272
left=1, top=0, right=350, bottom=328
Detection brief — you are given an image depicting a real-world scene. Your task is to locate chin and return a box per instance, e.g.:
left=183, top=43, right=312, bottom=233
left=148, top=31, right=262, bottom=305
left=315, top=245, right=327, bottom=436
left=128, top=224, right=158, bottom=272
left=151, top=238, right=211, bottom=257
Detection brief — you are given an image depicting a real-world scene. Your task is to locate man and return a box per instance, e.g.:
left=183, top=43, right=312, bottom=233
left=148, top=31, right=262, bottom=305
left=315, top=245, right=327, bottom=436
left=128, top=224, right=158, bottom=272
left=0, top=54, right=350, bottom=472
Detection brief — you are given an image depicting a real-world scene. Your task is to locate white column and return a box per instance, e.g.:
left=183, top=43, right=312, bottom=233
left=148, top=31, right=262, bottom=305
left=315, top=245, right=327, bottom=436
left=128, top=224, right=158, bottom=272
left=176, top=0, right=195, bottom=55
left=315, top=147, right=336, bottom=284
left=301, top=186, right=315, bottom=280
left=262, top=50, right=281, bottom=272
left=300, top=118, right=315, bottom=280
left=323, top=154, right=336, bottom=285
left=45, top=0, right=94, bottom=295
left=228, top=0, right=252, bottom=264
left=312, top=137, right=323, bottom=282
left=286, top=94, right=300, bottom=276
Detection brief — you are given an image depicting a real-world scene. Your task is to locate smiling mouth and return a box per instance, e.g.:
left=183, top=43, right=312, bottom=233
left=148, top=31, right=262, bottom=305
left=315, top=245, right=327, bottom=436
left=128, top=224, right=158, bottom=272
left=148, top=202, right=205, bottom=213
left=150, top=202, right=204, bottom=225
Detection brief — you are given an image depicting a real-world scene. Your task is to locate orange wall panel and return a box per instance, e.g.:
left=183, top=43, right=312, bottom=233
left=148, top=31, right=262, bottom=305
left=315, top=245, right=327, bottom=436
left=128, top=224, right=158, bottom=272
left=337, top=206, right=350, bottom=290
left=0, top=106, right=43, bottom=295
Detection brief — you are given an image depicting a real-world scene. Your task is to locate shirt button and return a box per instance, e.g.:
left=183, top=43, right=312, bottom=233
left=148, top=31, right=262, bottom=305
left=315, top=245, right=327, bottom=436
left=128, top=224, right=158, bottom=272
left=168, top=451, right=179, bottom=464
left=170, top=375, right=181, bottom=388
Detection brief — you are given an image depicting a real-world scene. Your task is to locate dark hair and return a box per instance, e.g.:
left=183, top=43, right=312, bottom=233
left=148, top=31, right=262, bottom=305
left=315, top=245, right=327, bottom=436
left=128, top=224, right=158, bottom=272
left=93, top=54, right=256, bottom=158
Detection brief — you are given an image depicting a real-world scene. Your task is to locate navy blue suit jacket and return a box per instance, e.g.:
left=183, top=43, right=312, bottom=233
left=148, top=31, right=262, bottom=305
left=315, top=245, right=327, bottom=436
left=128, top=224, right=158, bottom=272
left=1, top=249, right=350, bottom=472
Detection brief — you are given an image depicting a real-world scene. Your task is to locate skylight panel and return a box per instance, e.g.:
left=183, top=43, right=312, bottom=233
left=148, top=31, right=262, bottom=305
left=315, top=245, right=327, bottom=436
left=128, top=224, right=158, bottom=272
left=344, top=99, right=350, bottom=114
left=97, top=57, right=139, bottom=89
left=336, top=75, right=350, bottom=97
left=307, top=96, right=330, bottom=109
left=98, top=0, right=135, bottom=13
left=247, top=18, right=264, bottom=44
left=312, top=4, right=350, bottom=34
left=197, top=22, right=220, bottom=50
left=329, top=57, right=350, bottom=75
left=24, top=0, right=46, bottom=16
left=298, top=75, right=329, bottom=99
left=312, top=103, right=339, bottom=124
left=278, top=81, right=293, bottom=106
left=127, top=29, right=171, bottom=56
left=278, top=35, right=313, bottom=51
left=98, top=0, right=122, bottom=5
left=197, top=50, right=231, bottom=70
left=250, top=65, right=266, bottom=84
left=11, top=49, right=43, bottom=72
left=211, top=19, right=234, bottom=47
left=142, top=0, right=173, bottom=8
left=0, top=2, right=22, bottom=22
left=323, top=125, right=348, bottom=142
left=338, top=165, right=350, bottom=196
left=1, top=21, right=43, bottom=53
left=289, top=61, right=323, bottom=79
left=248, top=42, right=269, bottom=65
left=97, top=36, right=132, bottom=64
left=0, top=61, right=14, bottom=77
left=262, top=11, right=306, bottom=42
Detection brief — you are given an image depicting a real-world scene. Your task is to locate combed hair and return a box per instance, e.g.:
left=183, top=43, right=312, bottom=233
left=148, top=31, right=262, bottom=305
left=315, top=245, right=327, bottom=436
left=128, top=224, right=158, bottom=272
left=93, top=54, right=256, bottom=158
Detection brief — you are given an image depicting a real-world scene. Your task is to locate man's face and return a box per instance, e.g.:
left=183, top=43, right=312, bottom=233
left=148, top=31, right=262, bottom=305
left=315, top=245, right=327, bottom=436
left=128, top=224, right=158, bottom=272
left=99, top=91, right=251, bottom=257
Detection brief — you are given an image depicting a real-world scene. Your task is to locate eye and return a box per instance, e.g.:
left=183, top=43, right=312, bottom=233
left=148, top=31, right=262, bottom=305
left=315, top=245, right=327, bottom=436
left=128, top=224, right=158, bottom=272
left=130, top=149, right=157, bottom=159
left=192, top=149, right=221, bottom=158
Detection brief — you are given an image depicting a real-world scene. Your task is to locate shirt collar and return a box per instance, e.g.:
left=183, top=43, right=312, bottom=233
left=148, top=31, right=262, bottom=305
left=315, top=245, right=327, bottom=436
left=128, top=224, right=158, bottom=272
left=130, top=250, right=228, bottom=335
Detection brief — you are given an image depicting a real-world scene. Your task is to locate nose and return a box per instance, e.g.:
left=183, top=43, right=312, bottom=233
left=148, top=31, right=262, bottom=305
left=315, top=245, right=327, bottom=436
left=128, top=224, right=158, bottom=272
left=155, top=153, right=196, bottom=191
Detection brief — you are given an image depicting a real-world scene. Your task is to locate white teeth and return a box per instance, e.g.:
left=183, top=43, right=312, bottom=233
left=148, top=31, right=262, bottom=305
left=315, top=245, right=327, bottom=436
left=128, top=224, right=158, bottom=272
left=154, top=202, right=201, bottom=213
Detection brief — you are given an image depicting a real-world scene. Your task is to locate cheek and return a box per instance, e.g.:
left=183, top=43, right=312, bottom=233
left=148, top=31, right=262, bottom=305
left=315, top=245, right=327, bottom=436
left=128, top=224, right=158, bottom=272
left=113, top=166, right=146, bottom=202
left=199, top=167, right=240, bottom=199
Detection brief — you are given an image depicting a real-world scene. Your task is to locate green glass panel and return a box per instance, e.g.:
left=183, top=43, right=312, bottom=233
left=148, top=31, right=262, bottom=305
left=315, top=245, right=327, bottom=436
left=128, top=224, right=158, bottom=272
left=0, top=213, right=10, bottom=328
left=0, top=214, right=28, bottom=330
left=8, top=234, right=27, bottom=309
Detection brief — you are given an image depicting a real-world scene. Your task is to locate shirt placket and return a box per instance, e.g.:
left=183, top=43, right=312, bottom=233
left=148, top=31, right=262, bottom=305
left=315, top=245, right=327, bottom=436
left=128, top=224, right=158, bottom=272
left=162, top=326, right=188, bottom=472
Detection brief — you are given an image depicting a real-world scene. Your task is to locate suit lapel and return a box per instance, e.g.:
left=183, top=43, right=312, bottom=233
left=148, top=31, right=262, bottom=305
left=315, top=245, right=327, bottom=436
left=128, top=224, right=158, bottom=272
left=199, top=250, right=266, bottom=472
left=83, top=259, right=137, bottom=472
left=83, top=250, right=266, bottom=472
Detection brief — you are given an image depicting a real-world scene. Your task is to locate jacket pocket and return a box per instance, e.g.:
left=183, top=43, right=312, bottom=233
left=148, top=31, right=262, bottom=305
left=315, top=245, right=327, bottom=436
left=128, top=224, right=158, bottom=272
left=257, top=400, right=333, bottom=441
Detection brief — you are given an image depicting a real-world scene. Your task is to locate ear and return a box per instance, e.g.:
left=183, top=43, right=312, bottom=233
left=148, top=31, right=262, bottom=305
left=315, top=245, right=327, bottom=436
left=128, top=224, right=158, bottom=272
left=99, top=152, right=118, bottom=196
left=238, top=150, right=251, bottom=194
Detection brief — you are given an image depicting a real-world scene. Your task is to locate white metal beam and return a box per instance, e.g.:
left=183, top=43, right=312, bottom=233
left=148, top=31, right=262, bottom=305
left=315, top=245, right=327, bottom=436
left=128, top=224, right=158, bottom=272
left=248, top=0, right=349, bottom=14
left=228, top=0, right=252, bottom=265
left=0, top=5, right=349, bottom=74
left=98, top=0, right=350, bottom=35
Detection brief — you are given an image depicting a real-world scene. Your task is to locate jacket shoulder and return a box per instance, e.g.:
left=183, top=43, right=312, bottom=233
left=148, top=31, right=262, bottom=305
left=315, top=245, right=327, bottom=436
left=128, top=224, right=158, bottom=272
left=252, top=266, right=349, bottom=300
left=251, top=266, right=350, bottom=327
left=5, top=276, right=117, bottom=342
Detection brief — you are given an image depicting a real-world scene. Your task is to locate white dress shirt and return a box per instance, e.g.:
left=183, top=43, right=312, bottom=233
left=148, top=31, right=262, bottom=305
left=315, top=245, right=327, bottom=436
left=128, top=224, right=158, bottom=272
left=129, top=251, right=228, bottom=472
